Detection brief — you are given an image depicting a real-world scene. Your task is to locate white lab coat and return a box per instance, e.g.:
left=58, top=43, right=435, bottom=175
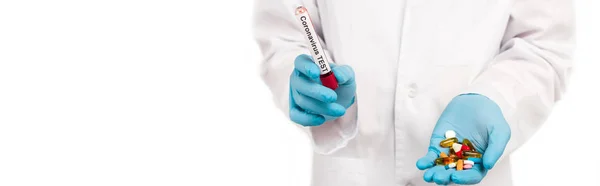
left=253, top=0, right=574, bottom=185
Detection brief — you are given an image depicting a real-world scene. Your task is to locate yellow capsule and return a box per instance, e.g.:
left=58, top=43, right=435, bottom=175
left=435, top=157, right=445, bottom=165
left=435, top=157, right=458, bottom=165
left=440, top=137, right=458, bottom=148
left=462, top=151, right=482, bottom=158
left=462, top=139, right=476, bottom=151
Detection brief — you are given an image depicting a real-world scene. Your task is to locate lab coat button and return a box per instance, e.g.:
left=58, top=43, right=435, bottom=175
left=408, top=83, right=418, bottom=98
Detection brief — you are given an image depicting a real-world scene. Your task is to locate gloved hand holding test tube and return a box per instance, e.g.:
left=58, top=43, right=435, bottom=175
left=287, top=5, right=356, bottom=126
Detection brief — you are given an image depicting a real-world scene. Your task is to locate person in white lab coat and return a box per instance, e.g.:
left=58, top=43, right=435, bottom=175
left=253, top=0, right=574, bottom=185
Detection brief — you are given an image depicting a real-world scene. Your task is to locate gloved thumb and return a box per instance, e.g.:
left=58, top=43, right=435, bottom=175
left=416, top=149, right=439, bottom=170
left=482, top=123, right=511, bottom=170
left=416, top=133, right=450, bottom=170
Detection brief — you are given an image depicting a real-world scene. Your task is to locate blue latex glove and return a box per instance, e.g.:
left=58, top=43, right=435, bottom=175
left=289, top=54, right=356, bottom=126
left=416, top=93, right=511, bottom=185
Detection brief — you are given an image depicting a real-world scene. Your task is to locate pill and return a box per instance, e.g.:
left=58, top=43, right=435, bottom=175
left=440, top=152, right=448, bottom=158
left=435, top=157, right=446, bottom=165
left=462, top=139, right=476, bottom=151
left=453, top=143, right=464, bottom=158
left=440, top=137, right=458, bottom=148
left=445, top=130, right=456, bottom=139
left=452, top=143, right=463, bottom=153
left=461, top=144, right=471, bottom=151
left=462, top=151, right=482, bottom=158
left=464, top=164, right=473, bottom=169
left=464, top=160, right=474, bottom=166
left=435, top=157, right=458, bottom=165
left=457, top=159, right=464, bottom=171
left=445, top=162, right=456, bottom=169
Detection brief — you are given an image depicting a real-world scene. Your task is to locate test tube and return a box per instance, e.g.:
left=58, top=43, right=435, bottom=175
left=295, top=6, right=339, bottom=90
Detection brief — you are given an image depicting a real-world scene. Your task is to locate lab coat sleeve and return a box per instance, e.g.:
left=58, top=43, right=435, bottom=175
left=463, top=0, right=575, bottom=161
left=252, top=0, right=358, bottom=155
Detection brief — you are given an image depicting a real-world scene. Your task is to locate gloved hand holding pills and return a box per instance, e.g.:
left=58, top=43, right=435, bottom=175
left=416, top=93, right=511, bottom=185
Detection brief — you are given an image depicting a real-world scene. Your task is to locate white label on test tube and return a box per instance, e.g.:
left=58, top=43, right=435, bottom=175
left=295, top=6, right=332, bottom=75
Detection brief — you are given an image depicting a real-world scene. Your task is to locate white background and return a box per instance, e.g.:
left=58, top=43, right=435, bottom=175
left=0, top=0, right=598, bottom=185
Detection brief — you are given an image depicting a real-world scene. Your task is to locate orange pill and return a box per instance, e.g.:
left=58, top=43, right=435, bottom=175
left=457, top=159, right=464, bottom=171
left=440, top=152, right=448, bottom=158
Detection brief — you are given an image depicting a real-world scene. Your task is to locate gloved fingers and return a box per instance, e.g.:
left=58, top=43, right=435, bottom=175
left=451, top=163, right=486, bottom=185
left=332, top=81, right=356, bottom=108
left=483, top=122, right=511, bottom=170
left=423, top=165, right=445, bottom=183
left=331, top=65, right=355, bottom=85
left=416, top=150, right=439, bottom=170
left=328, top=62, right=338, bottom=68
left=294, top=54, right=321, bottom=80
left=292, top=90, right=346, bottom=117
left=432, top=168, right=456, bottom=185
left=289, top=106, right=325, bottom=126
left=291, top=70, right=337, bottom=103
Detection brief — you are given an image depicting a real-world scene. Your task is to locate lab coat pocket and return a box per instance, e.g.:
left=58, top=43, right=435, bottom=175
left=312, top=155, right=367, bottom=186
